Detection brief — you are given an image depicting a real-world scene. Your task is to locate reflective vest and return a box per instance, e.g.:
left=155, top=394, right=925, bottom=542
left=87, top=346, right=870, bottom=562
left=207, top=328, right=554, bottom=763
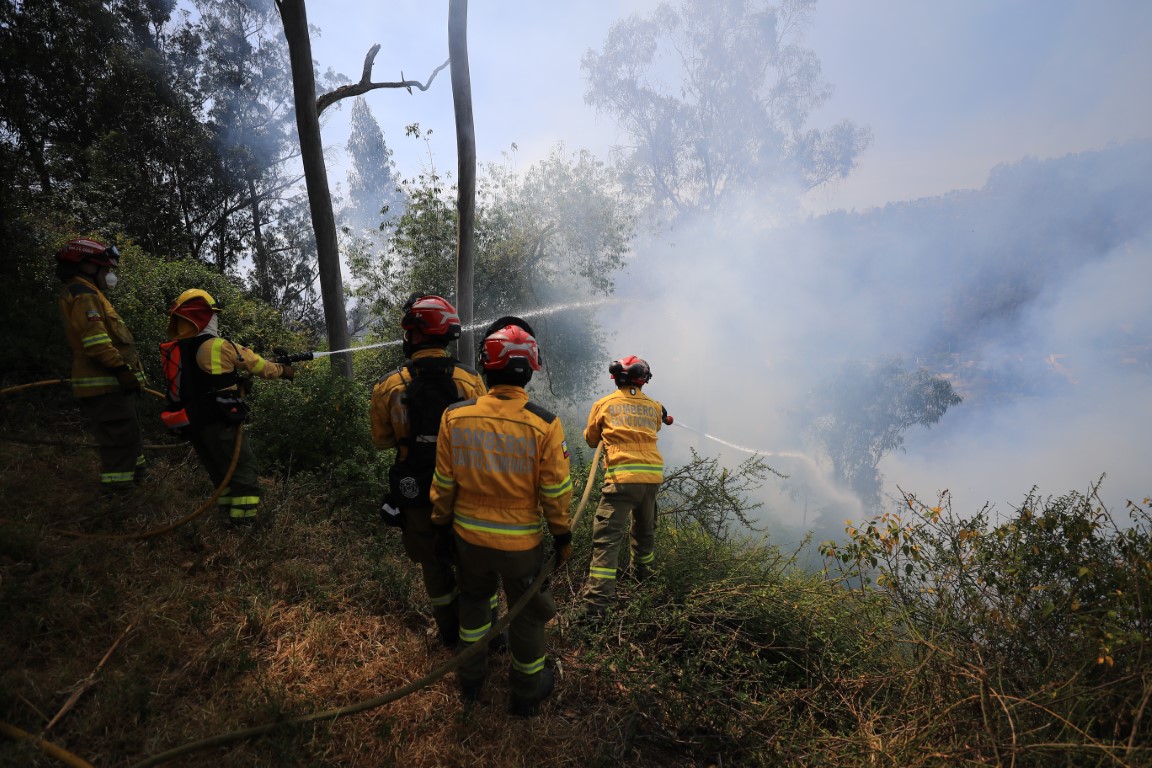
left=159, top=335, right=239, bottom=433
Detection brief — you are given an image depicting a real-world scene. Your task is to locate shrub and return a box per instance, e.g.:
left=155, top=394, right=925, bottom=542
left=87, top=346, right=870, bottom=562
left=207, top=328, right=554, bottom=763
left=247, top=364, right=384, bottom=505
left=821, top=481, right=1152, bottom=765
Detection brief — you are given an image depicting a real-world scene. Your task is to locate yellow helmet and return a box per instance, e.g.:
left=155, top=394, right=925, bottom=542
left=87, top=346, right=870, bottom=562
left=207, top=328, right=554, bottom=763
left=167, top=289, right=221, bottom=339
left=171, top=289, right=219, bottom=311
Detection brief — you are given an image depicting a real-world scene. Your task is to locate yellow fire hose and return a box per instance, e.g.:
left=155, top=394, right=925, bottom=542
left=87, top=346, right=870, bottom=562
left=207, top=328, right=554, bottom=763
left=125, top=442, right=605, bottom=768
left=2, top=376, right=607, bottom=766
left=0, top=378, right=246, bottom=541
left=0, top=378, right=165, bottom=400
left=0, top=721, right=94, bottom=768
left=53, top=424, right=245, bottom=542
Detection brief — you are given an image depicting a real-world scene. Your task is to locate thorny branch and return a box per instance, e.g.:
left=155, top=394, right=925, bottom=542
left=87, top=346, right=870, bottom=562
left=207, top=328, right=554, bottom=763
left=316, top=44, right=450, bottom=115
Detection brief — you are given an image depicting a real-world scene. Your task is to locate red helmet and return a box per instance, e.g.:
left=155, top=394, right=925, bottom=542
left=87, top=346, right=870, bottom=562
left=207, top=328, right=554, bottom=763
left=57, top=238, right=120, bottom=267
left=401, top=294, right=461, bottom=342
left=480, top=320, right=541, bottom=371
left=610, top=355, right=652, bottom=385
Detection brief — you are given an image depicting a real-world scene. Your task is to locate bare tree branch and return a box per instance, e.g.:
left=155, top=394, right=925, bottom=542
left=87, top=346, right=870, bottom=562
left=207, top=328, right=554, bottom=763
left=316, top=44, right=450, bottom=115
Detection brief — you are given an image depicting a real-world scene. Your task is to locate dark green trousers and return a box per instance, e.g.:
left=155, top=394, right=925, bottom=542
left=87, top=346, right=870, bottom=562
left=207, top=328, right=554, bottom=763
left=402, top=505, right=458, bottom=634
left=455, top=537, right=555, bottom=700
left=189, top=420, right=261, bottom=519
left=583, top=482, right=659, bottom=604
left=78, top=392, right=143, bottom=491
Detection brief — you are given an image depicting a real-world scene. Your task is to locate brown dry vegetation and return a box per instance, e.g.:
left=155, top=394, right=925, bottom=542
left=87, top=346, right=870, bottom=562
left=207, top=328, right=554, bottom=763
left=3, top=389, right=1151, bottom=768
left=0, top=397, right=719, bottom=768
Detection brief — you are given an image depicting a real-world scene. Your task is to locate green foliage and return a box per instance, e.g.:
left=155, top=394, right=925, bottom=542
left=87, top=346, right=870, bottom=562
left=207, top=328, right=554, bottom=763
left=247, top=363, right=383, bottom=502
left=821, top=482, right=1152, bottom=763
left=577, top=518, right=893, bottom=765
left=658, top=448, right=783, bottom=539
left=801, top=358, right=962, bottom=510
left=349, top=143, right=635, bottom=408
left=582, top=0, right=872, bottom=222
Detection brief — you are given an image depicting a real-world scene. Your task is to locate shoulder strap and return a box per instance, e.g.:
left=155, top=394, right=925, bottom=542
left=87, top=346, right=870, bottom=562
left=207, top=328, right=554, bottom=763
left=524, top=401, right=557, bottom=424
left=409, top=355, right=458, bottom=376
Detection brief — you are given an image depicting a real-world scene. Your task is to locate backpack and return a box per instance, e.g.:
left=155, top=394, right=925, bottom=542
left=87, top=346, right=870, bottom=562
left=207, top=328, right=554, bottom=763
left=159, top=335, right=244, bottom=437
left=385, top=357, right=464, bottom=514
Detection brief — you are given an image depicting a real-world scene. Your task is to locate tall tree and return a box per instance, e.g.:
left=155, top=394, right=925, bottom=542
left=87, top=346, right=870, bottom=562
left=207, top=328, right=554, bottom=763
left=0, top=0, right=225, bottom=257
left=583, top=0, right=871, bottom=223
left=197, top=0, right=301, bottom=297
left=448, top=0, right=477, bottom=355
left=801, top=359, right=962, bottom=510
left=274, top=0, right=352, bottom=375
left=343, top=96, right=402, bottom=234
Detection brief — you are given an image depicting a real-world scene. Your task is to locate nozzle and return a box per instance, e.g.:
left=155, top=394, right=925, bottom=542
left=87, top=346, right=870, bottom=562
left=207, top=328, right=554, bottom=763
left=272, top=348, right=314, bottom=365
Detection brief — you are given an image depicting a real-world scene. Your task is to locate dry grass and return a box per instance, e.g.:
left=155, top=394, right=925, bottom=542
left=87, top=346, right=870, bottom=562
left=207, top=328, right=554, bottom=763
left=0, top=436, right=702, bottom=768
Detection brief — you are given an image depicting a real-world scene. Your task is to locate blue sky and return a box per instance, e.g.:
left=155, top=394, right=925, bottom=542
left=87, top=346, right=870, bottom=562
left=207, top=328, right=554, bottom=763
left=306, top=0, right=1152, bottom=214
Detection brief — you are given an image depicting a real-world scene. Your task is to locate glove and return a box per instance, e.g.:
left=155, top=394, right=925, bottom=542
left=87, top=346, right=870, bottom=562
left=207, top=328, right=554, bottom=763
left=280, top=364, right=295, bottom=381
left=433, top=522, right=455, bottom=560
left=114, top=365, right=141, bottom=394
left=661, top=405, right=673, bottom=426
left=552, top=532, right=573, bottom=566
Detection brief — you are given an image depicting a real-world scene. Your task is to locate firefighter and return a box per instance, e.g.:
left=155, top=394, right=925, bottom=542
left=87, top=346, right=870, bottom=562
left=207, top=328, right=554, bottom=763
left=370, top=294, right=487, bottom=648
left=161, top=289, right=294, bottom=525
left=430, top=317, right=573, bottom=717
left=55, top=238, right=147, bottom=497
left=579, top=356, right=672, bottom=617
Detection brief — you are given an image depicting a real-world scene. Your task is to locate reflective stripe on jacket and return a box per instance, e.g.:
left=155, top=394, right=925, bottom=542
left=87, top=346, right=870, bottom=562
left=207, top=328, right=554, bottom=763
left=57, top=276, right=143, bottom=397
left=370, top=348, right=487, bottom=459
left=584, top=386, right=664, bottom=484
left=430, top=385, right=573, bottom=551
left=195, top=337, right=289, bottom=386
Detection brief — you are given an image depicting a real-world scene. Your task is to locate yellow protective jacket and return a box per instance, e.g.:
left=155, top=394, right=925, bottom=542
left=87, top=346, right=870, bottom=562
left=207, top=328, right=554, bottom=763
left=194, top=337, right=290, bottom=387
left=57, top=276, right=145, bottom=397
left=585, top=386, right=665, bottom=484
left=370, top=348, right=487, bottom=459
left=430, top=385, right=573, bottom=551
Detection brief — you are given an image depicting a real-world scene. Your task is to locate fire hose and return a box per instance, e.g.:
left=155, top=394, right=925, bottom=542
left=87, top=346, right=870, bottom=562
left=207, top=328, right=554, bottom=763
left=0, top=377, right=247, bottom=541
left=124, top=442, right=605, bottom=768
left=53, top=424, right=245, bottom=542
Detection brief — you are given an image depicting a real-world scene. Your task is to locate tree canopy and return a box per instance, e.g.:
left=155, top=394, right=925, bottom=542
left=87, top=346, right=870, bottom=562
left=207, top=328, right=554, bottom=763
left=582, top=0, right=871, bottom=223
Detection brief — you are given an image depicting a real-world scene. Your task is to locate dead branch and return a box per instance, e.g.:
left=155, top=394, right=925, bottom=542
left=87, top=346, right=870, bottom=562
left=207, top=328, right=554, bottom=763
left=42, top=624, right=133, bottom=734
left=316, top=44, right=450, bottom=115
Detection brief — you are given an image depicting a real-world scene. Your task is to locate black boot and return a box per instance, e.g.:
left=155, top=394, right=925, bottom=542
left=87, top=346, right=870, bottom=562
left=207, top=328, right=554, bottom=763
left=510, top=667, right=555, bottom=718
left=434, top=606, right=459, bottom=650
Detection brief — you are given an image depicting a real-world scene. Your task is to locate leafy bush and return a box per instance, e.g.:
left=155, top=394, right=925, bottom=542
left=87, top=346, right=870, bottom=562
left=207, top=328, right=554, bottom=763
left=821, top=481, right=1152, bottom=764
left=247, top=363, right=384, bottom=505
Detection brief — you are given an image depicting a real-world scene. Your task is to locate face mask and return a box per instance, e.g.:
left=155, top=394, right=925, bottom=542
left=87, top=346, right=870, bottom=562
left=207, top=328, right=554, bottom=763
left=102, top=271, right=119, bottom=290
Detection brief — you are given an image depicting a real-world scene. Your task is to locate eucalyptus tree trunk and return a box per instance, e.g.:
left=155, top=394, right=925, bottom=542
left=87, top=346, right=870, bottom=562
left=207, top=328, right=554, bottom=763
left=275, top=0, right=352, bottom=377
left=448, top=0, right=476, bottom=358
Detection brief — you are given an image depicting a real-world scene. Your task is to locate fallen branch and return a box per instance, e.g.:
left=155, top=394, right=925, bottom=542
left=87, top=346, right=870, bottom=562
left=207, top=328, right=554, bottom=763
left=43, top=623, right=134, bottom=734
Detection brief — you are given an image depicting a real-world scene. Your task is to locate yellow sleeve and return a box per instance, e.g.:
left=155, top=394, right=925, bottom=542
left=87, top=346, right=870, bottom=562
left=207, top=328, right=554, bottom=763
left=70, top=293, right=127, bottom=371
left=540, top=418, right=574, bottom=535
left=370, top=377, right=399, bottom=450
left=430, top=409, right=458, bottom=526
left=584, top=399, right=604, bottom=448
left=235, top=345, right=289, bottom=379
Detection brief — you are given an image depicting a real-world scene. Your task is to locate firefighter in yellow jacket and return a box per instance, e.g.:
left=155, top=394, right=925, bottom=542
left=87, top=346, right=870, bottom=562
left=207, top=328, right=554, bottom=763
left=430, top=317, right=573, bottom=717
left=55, top=238, right=147, bottom=496
left=580, top=356, right=672, bottom=616
left=161, top=289, right=294, bottom=524
left=370, top=294, right=487, bottom=647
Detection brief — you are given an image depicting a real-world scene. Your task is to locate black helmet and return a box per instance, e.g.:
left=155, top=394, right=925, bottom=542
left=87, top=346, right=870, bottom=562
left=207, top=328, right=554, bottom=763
left=609, top=355, right=652, bottom=386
